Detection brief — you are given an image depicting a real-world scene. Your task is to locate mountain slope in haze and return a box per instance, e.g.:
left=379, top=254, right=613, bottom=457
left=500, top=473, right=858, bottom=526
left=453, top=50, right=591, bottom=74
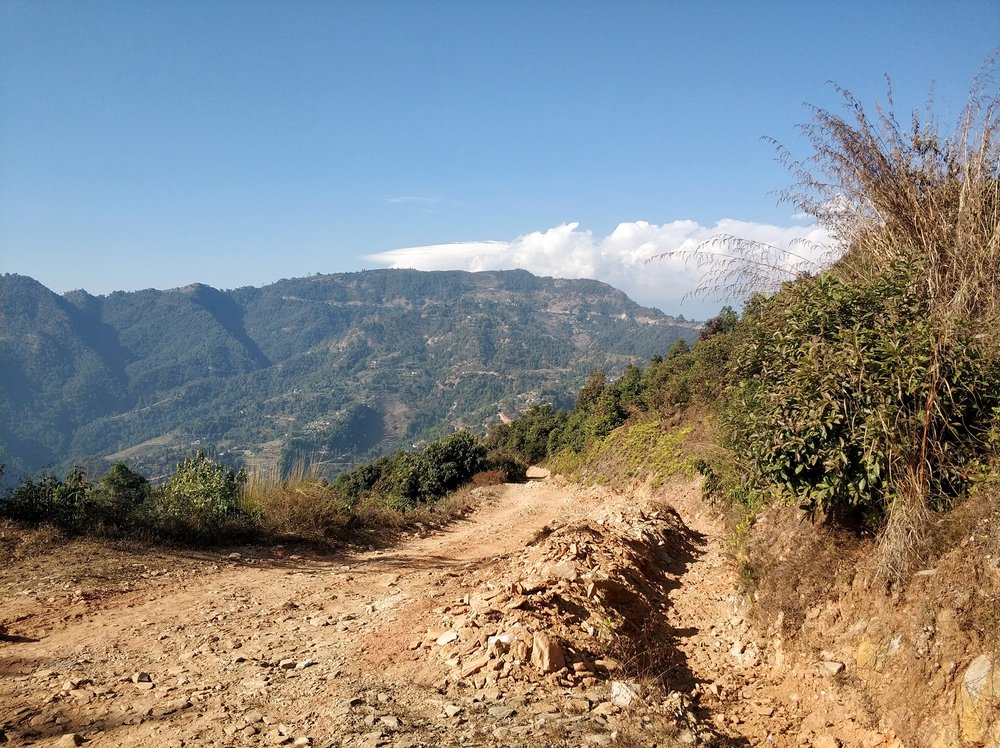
left=0, top=269, right=699, bottom=479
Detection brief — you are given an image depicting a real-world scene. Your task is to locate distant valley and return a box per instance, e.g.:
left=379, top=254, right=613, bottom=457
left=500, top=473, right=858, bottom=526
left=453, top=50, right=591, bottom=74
left=0, top=269, right=699, bottom=479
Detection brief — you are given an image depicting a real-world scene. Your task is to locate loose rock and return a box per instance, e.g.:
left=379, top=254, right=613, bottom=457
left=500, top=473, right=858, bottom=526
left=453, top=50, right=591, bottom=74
left=530, top=631, right=565, bottom=673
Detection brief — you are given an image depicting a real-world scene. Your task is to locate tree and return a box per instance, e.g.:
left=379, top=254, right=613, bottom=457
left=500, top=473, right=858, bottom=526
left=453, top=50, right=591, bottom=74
left=698, top=306, right=738, bottom=341
left=159, top=452, right=247, bottom=518
left=418, top=432, right=487, bottom=499
left=98, top=462, right=149, bottom=509
left=575, top=371, right=608, bottom=412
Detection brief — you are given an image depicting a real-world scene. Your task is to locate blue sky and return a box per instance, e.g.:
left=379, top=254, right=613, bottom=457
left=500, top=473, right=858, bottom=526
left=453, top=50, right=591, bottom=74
left=2, top=1, right=997, bottom=317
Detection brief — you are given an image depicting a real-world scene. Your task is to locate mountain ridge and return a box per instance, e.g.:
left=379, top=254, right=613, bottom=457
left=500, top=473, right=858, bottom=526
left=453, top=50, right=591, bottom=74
left=0, top=268, right=699, bottom=479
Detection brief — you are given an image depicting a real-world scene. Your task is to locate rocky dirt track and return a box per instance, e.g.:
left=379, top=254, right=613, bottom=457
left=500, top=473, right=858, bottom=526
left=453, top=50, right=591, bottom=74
left=1, top=477, right=902, bottom=747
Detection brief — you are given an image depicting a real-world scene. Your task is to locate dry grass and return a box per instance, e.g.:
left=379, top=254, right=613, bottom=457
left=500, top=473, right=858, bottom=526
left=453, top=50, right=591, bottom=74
left=664, top=58, right=999, bottom=329
left=650, top=234, right=828, bottom=303
left=243, top=463, right=350, bottom=540
left=670, top=59, right=1000, bottom=323
left=792, top=71, right=1000, bottom=323
left=245, top=461, right=487, bottom=545
left=0, top=518, right=65, bottom=564
left=874, top=469, right=935, bottom=584
left=351, top=484, right=485, bottom=540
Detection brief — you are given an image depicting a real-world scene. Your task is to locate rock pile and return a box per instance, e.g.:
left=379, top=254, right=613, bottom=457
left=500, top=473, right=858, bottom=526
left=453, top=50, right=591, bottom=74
left=407, top=500, right=720, bottom=744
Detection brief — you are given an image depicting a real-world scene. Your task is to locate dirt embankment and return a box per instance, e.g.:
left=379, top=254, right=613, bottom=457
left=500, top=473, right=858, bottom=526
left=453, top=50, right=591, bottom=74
left=0, top=477, right=988, bottom=747
left=738, top=496, right=1000, bottom=748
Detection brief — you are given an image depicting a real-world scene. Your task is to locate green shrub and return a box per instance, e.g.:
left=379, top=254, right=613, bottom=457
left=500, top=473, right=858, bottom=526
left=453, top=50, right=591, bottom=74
left=722, top=261, right=1000, bottom=524
left=484, top=451, right=527, bottom=483
left=417, top=431, right=487, bottom=498
left=1, top=467, right=95, bottom=529
left=547, top=409, right=590, bottom=455
left=486, top=405, right=565, bottom=464
left=91, top=462, right=150, bottom=524
left=640, top=348, right=693, bottom=413
left=150, top=452, right=252, bottom=539
left=635, top=312, right=739, bottom=417
left=333, top=456, right=391, bottom=504
left=333, top=431, right=487, bottom=507
left=159, top=452, right=246, bottom=516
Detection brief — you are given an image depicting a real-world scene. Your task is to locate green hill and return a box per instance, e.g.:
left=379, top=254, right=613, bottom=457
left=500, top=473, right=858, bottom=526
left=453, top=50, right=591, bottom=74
left=0, top=269, right=699, bottom=479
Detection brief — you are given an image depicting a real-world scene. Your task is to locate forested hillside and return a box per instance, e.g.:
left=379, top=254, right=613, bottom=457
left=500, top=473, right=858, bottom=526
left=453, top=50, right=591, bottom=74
left=0, top=269, right=698, bottom=479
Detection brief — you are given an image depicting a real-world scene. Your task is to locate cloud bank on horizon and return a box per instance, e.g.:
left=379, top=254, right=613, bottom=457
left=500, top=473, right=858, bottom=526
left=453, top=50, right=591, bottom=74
left=364, top=219, right=835, bottom=317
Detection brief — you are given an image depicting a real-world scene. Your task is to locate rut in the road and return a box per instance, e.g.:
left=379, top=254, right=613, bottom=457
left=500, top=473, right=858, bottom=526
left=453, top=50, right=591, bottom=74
left=660, top=485, right=900, bottom=748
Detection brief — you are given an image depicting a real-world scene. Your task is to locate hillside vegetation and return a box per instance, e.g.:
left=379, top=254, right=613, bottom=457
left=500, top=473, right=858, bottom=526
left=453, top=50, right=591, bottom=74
left=0, top=268, right=697, bottom=480
left=725, top=73, right=999, bottom=578
left=481, top=73, right=1000, bottom=745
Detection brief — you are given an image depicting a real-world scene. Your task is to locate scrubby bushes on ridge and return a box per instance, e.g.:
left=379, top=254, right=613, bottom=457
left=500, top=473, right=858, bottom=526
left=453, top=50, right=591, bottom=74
left=332, top=431, right=496, bottom=508
left=484, top=306, right=738, bottom=471
left=0, top=430, right=509, bottom=545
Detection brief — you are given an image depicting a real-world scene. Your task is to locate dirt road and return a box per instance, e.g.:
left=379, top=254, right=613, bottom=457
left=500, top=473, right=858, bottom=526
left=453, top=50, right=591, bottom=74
left=0, top=478, right=897, bottom=747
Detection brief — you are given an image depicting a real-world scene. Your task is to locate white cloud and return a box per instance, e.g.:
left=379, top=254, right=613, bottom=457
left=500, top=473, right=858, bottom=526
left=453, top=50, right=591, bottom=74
left=367, top=241, right=508, bottom=270
left=364, top=219, right=837, bottom=316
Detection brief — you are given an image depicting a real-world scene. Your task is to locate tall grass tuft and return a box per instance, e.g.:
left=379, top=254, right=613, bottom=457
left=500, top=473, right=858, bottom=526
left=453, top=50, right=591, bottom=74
left=783, top=68, right=1000, bottom=327
left=243, top=459, right=350, bottom=540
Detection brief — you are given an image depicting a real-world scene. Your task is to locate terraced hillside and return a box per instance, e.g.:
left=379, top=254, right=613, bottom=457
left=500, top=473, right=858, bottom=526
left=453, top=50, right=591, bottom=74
left=0, top=269, right=698, bottom=479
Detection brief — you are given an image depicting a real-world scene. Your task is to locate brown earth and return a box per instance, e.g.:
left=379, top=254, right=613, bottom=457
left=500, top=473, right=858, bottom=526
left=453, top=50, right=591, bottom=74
left=0, top=477, right=983, bottom=747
